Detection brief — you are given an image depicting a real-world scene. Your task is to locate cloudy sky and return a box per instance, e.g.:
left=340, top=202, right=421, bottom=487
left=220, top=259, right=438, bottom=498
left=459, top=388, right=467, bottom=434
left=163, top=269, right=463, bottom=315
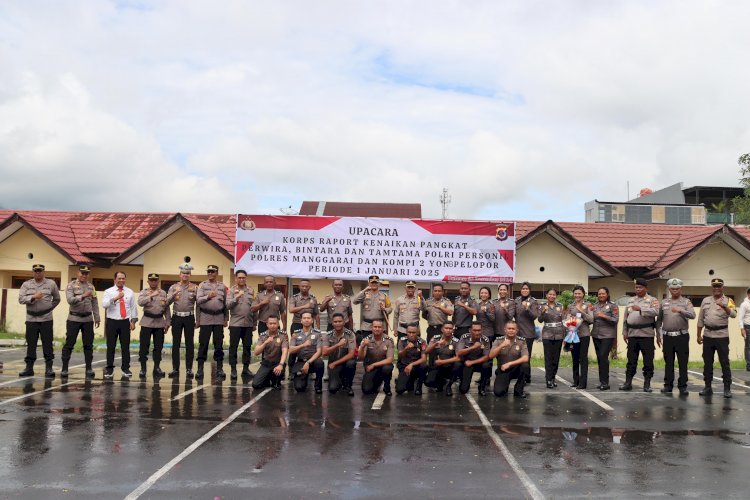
left=1, top=1, right=748, bottom=221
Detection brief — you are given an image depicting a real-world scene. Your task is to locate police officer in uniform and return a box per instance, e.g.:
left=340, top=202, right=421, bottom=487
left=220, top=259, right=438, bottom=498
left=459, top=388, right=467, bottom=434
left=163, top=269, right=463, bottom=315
left=359, top=319, right=395, bottom=395
left=422, top=284, right=454, bottom=340
left=424, top=321, right=461, bottom=395
left=137, top=273, right=171, bottom=379
left=456, top=321, right=492, bottom=396
left=591, top=287, right=618, bottom=390
left=319, top=279, right=353, bottom=330
left=353, top=275, right=392, bottom=345
left=697, top=278, right=737, bottom=398
left=62, top=265, right=99, bottom=379
left=539, top=288, right=565, bottom=389
left=492, top=283, right=515, bottom=346
left=289, top=312, right=324, bottom=393
left=658, top=278, right=695, bottom=395
left=251, top=276, right=287, bottom=333
left=514, top=282, right=540, bottom=383
left=395, top=324, right=427, bottom=395
left=196, top=265, right=229, bottom=380
left=322, top=312, right=357, bottom=395
left=568, top=285, right=593, bottom=389
left=226, top=269, right=256, bottom=380
left=167, top=263, right=198, bottom=378
left=252, top=316, right=289, bottom=390
left=19, top=264, right=61, bottom=377
left=452, top=281, right=478, bottom=337
left=287, top=279, right=319, bottom=378
left=619, top=278, right=660, bottom=392
left=490, top=321, right=530, bottom=398
left=393, top=280, right=423, bottom=342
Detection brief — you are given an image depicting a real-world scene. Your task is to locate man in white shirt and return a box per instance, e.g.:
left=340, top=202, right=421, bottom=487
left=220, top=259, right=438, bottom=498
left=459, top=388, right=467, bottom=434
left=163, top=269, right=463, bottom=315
left=102, top=271, right=138, bottom=379
left=739, top=287, right=750, bottom=372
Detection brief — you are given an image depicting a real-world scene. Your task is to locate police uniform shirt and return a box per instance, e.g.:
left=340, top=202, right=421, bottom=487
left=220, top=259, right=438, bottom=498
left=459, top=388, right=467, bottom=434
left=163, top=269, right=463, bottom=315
left=290, top=328, right=322, bottom=361
left=539, top=302, right=565, bottom=340
left=429, top=335, right=459, bottom=360
left=423, top=297, right=453, bottom=326
left=19, top=278, right=61, bottom=322
left=591, top=301, right=619, bottom=339
left=362, top=335, right=394, bottom=364
left=658, top=296, right=695, bottom=333
left=514, top=296, right=540, bottom=339
left=457, top=333, right=491, bottom=360
left=476, top=300, right=496, bottom=337
left=353, top=290, right=392, bottom=330
left=138, top=288, right=170, bottom=328
left=567, top=302, right=594, bottom=337
left=167, top=282, right=198, bottom=315
left=452, top=296, right=478, bottom=328
left=491, top=336, right=529, bottom=365
left=66, top=279, right=100, bottom=323
left=397, top=337, right=426, bottom=365
left=322, top=294, right=353, bottom=324
left=196, top=280, right=228, bottom=326
left=322, top=328, right=357, bottom=363
left=253, top=290, right=287, bottom=323
left=226, top=285, right=256, bottom=328
left=624, top=294, right=659, bottom=338
left=290, top=293, right=319, bottom=324
left=258, top=331, right=289, bottom=364
left=492, top=298, right=515, bottom=337
left=393, top=294, right=422, bottom=333
left=698, top=295, right=737, bottom=339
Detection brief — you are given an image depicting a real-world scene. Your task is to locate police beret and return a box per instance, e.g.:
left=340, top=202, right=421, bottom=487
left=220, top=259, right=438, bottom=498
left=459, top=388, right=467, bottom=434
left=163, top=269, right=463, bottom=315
left=666, top=278, right=683, bottom=288
left=634, top=278, right=648, bottom=287
left=178, top=263, right=194, bottom=273
left=405, top=280, right=417, bottom=287
left=207, top=265, right=219, bottom=272
left=79, top=265, right=91, bottom=273
left=147, top=273, right=159, bottom=280
left=32, top=264, right=45, bottom=272
left=368, top=275, right=380, bottom=283
left=711, top=278, right=724, bottom=287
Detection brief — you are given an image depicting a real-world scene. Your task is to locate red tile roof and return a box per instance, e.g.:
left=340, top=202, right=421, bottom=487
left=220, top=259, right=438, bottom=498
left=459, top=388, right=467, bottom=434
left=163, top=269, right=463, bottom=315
left=299, top=201, right=422, bottom=218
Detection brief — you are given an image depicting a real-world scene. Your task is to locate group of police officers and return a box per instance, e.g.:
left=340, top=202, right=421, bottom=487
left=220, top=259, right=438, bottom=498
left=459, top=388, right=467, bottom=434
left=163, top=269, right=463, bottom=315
left=11, top=263, right=740, bottom=399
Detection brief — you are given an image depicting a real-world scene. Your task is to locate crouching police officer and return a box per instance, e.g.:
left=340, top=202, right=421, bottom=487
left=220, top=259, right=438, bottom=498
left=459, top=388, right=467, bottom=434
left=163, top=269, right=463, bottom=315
left=252, top=316, right=288, bottom=390
left=289, top=312, right=324, bottom=393
left=456, top=322, right=492, bottom=396
left=322, top=313, right=357, bottom=396
left=395, top=324, right=427, bottom=395
left=490, top=321, right=530, bottom=398
left=424, top=321, right=461, bottom=396
left=359, top=319, right=394, bottom=395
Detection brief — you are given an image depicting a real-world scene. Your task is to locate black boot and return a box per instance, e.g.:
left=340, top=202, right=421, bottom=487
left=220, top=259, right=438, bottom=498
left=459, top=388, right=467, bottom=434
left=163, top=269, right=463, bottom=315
left=699, top=383, right=712, bottom=396
left=242, top=363, right=252, bottom=377
left=217, top=361, right=226, bottom=380
left=619, top=376, right=633, bottom=391
left=315, top=376, right=323, bottom=394
left=19, top=361, right=34, bottom=377
left=230, top=364, right=238, bottom=380
left=45, top=361, right=55, bottom=378
left=660, top=385, right=673, bottom=393
left=186, top=367, right=194, bottom=379
left=414, top=380, right=423, bottom=396
left=153, top=362, right=165, bottom=378
left=168, top=367, right=179, bottom=378
left=195, top=362, right=204, bottom=379
left=478, top=378, right=487, bottom=397
left=643, top=377, right=652, bottom=393
left=723, top=382, right=732, bottom=399
left=570, top=377, right=579, bottom=389
left=445, top=377, right=454, bottom=396
left=85, top=365, right=95, bottom=379
left=60, top=359, right=70, bottom=378
left=139, top=362, right=147, bottom=379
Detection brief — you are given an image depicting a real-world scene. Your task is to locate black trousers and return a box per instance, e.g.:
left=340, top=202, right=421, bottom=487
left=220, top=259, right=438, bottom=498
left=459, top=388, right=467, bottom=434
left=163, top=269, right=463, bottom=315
left=593, top=337, right=614, bottom=385
left=291, top=358, right=324, bottom=392
left=663, top=334, right=689, bottom=388
left=426, top=325, right=441, bottom=340
left=25, top=320, right=54, bottom=364
left=258, top=321, right=268, bottom=334
left=703, top=336, right=731, bottom=384
left=197, top=324, right=224, bottom=363
left=625, top=337, right=655, bottom=379
left=425, top=362, right=460, bottom=389
left=139, top=327, right=165, bottom=363
left=361, top=363, right=393, bottom=394
left=571, top=336, right=591, bottom=386
left=62, top=320, right=94, bottom=365
left=171, top=315, right=195, bottom=370
left=355, top=329, right=371, bottom=346
left=228, top=326, right=253, bottom=366
left=744, top=323, right=750, bottom=369
left=252, top=359, right=283, bottom=389
left=328, top=359, right=356, bottom=393
left=494, top=363, right=530, bottom=396
left=288, top=322, right=303, bottom=369
left=542, top=339, right=563, bottom=382
left=455, top=326, right=470, bottom=337
left=458, top=361, right=492, bottom=394
left=106, top=319, right=131, bottom=371
left=522, top=337, right=535, bottom=382
left=396, top=363, right=426, bottom=394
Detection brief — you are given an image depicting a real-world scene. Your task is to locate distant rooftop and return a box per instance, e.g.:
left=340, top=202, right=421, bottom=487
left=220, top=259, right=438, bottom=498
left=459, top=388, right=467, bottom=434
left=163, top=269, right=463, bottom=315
left=299, top=201, right=422, bottom=218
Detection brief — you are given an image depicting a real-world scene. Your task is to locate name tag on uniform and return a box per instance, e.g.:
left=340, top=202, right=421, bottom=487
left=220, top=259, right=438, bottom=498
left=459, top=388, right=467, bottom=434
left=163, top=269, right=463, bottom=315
left=311, top=335, right=316, bottom=340
left=276, top=338, right=281, bottom=344
left=448, top=345, right=454, bottom=350
left=275, top=296, right=280, bottom=301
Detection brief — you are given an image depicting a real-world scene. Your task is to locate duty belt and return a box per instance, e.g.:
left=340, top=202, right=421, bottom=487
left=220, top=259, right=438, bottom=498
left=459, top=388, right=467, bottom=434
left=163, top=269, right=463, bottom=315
left=544, top=322, right=563, bottom=328
left=662, top=330, right=688, bottom=336
left=703, top=325, right=726, bottom=331
left=70, top=311, right=92, bottom=317
left=143, top=311, right=165, bottom=319
left=361, top=318, right=373, bottom=324
left=27, top=307, right=54, bottom=317
left=173, top=311, right=193, bottom=317
left=199, top=307, right=225, bottom=316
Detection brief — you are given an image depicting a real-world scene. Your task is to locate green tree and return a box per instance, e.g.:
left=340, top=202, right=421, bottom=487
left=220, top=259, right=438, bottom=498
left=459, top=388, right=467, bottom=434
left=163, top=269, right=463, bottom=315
left=732, top=153, right=750, bottom=224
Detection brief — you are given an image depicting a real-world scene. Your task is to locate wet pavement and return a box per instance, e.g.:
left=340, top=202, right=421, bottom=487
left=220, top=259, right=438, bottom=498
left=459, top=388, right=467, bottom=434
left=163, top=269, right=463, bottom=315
left=1, top=349, right=750, bottom=499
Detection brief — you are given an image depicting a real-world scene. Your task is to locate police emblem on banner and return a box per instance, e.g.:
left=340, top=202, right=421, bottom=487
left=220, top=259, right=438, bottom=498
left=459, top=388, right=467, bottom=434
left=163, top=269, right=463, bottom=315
left=495, top=224, right=508, bottom=241
left=240, top=218, right=256, bottom=230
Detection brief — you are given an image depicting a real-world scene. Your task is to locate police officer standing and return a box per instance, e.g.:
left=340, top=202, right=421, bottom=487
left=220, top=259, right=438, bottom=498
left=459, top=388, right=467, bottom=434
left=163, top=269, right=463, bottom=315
left=658, top=278, right=695, bottom=395
left=422, top=284, right=453, bottom=339
left=288, top=312, right=324, bottom=393
left=697, top=278, right=737, bottom=398
left=138, top=273, right=170, bottom=379
left=395, top=324, right=427, bottom=395
left=452, top=282, right=478, bottom=337
left=359, top=319, right=395, bottom=395
left=18, top=264, right=61, bottom=377
left=322, top=312, right=357, bottom=396
left=424, top=321, right=461, bottom=395
left=167, top=263, right=198, bottom=379
left=490, top=321, right=530, bottom=398
left=287, top=279, right=319, bottom=377
left=62, top=265, right=99, bottom=379
left=319, top=279, right=354, bottom=330
left=252, top=316, right=288, bottom=390
left=251, top=276, right=287, bottom=333
left=226, top=269, right=256, bottom=380
left=492, top=283, right=515, bottom=346
left=514, top=282, right=540, bottom=383
left=456, top=322, right=492, bottom=396
left=195, top=265, right=228, bottom=380
left=102, top=271, right=138, bottom=380
left=619, top=278, right=660, bottom=393
left=353, top=276, right=392, bottom=345
left=393, top=280, right=423, bottom=342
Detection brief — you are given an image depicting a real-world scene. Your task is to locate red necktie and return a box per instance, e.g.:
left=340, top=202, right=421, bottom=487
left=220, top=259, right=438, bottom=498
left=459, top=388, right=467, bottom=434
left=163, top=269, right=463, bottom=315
left=118, top=287, right=127, bottom=319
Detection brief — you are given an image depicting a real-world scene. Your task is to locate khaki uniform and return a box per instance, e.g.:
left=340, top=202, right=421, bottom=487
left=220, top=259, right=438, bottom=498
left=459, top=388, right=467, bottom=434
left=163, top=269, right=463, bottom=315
left=353, top=289, right=392, bottom=333
left=456, top=333, right=491, bottom=394
left=252, top=330, right=290, bottom=389
left=623, top=294, right=659, bottom=380
left=290, top=327, right=324, bottom=392
left=591, top=300, right=619, bottom=387
left=425, top=335, right=460, bottom=390
left=476, top=300, right=496, bottom=339
left=492, top=298, right=515, bottom=339
left=567, top=301, right=594, bottom=388
left=422, top=297, right=453, bottom=339
left=19, top=278, right=61, bottom=364
left=166, top=281, right=198, bottom=372
left=396, top=337, right=427, bottom=394
left=539, top=302, right=565, bottom=384
left=290, top=328, right=323, bottom=361
left=226, top=285, right=256, bottom=328
left=698, top=294, right=737, bottom=387
left=452, top=296, right=478, bottom=334
left=393, top=294, right=422, bottom=335
left=491, top=336, right=529, bottom=397
left=658, top=296, right=695, bottom=390
left=167, top=282, right=198, bottom=315
left=322, top=328, right=357, bottom=393
left=321, top=294, right=353, bottom=327
left=567, top=302, right=593, bottom=337
left=196, top=280, right=228, bottom=365
left=253, top=290, right=287, bottom=330
left=360, top=334, right=395, bottom=394
left=138, top=289, right=170, bottom=329
left=66, top=280, right=100, bottom=323
left=289, top=293, right=319, bottom=326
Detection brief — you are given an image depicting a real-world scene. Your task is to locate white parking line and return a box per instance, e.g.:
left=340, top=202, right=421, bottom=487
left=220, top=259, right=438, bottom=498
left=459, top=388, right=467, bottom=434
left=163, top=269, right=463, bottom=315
left=535, top=367, right=613, bottom=411
left=371, top=393, right=386, bottom=410
left=466, top=393, right=545, bottom=500
left=0, top=381, right=80, bottom=406
left=0, top=357, right=116, bottom=390
left=170, top=382, right=212, bottom=401
left=0, top=348, right=23, bottom=353
left=124, top=387, right=273, bottom=500
left=687, top=370, right=750, bottom=390
left=0, top=377, right=36, bottom=387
